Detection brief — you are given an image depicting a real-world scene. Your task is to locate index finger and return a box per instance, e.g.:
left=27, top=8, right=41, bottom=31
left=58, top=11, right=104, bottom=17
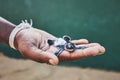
left=71, top=39, right=89, bottom=45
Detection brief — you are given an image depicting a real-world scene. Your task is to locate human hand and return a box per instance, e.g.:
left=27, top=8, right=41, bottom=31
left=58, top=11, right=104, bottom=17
left=14, top=28, right=105, bottom=65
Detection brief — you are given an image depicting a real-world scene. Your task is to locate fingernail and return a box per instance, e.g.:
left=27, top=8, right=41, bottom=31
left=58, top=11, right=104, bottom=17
left=98, top=46, right=106, bottom=55
left=49, top=59, right=56, bottom=65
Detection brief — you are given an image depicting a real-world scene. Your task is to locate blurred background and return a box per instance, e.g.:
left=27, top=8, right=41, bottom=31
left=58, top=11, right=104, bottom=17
left=0, top=0, right=120, bottom=72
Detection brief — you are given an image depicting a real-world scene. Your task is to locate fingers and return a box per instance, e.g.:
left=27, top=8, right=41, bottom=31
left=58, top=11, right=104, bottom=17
left=59, top=43, right=105, bottom=61
left=71, top=39, right=89, bottom=45
left=71, top=43, right=105, bottom=59
left=19, top=46, right=59, bottom=65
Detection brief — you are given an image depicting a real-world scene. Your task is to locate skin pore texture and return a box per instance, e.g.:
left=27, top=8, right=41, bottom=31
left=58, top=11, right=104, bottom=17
left=0, top=17, right=105, bottom=65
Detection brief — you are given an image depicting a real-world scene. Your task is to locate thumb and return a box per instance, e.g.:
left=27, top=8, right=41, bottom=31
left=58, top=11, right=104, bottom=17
left=20, top=46, right=59, bottom=65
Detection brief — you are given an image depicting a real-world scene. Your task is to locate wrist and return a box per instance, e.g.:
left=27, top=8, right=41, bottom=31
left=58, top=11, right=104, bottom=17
left=13, top=29, right=29, bottom=50
left=9, top=20, right=32, bottom=49
left=0, top=17, right=15, bottom=45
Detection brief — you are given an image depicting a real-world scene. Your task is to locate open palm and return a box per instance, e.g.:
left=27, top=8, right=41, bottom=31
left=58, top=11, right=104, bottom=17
left=15, top=28, right=105, bottom=65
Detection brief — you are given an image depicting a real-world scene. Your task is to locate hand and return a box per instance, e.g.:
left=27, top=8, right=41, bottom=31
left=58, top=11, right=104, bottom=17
left=14, top=28, right=105, bottom=65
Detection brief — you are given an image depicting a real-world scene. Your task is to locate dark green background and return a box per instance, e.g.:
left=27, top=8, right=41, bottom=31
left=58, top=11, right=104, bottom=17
left=0, top=0, right=120, bottom=71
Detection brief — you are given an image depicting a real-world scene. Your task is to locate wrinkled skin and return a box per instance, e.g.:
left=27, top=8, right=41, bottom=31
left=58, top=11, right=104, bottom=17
left=15, top=28, right=105, bottom=65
